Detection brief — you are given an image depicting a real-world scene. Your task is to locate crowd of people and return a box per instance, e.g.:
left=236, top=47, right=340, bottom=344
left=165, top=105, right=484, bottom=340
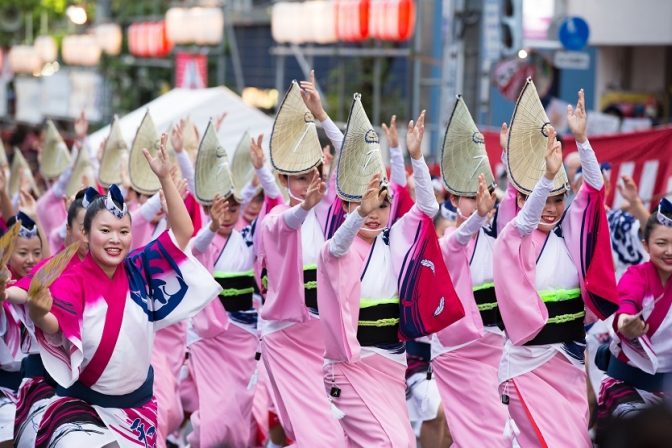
left=0, top=70, right=668, bottom=448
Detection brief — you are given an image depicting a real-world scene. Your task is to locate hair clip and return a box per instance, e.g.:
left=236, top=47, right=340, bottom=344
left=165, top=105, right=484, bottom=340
left=105, top=185, right=128, bottom=219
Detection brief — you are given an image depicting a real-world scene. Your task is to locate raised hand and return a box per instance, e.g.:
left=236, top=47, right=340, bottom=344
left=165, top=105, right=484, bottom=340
left=544, top=126, right=563, bottom=181
left=143, top=133, right=170, bottom=179
left=476, top=174, right=496, bottom=217
left=28, top=287, right=53, bottom=322
left=299, top=70, right=327, bottom=122
left=208, top=195, right=230, bottom=231
left=321, top=145, right=333, bottom=179
left=382, top=115, right=399, bottom=148
left=359, top=174, right=388, bottom=217
left=618, top=313, right=649, bottom=340
left=567, top=89, right=587, bottom=143
left=97, top=137, right=107, bottom=162
left=19, top=189, right=37, bottom=219
left=250, top=134, right=265, bottom=170
left=171, top=122, right=184, bottom=153
left=617, top=175, right=641, bottom=207
left=300, top=168, right=326, bottom=211
left=499, top=122, right=509, bottom=150
left=406, top=110, right=426, bottom=160
left=214, top=112, right=228, bottom=132
left=74, top=111, right=88, bottom=140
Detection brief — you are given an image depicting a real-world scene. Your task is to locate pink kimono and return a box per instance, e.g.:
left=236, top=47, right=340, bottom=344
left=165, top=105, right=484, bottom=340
left=431, top=186, right=517, bottom=448
left=34, top=230, right=221, bottom=448
left=493, top=147, right=618, bottom=447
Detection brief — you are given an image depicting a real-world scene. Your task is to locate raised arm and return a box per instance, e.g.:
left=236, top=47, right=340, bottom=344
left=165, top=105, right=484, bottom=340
left=451, top=175, right=496, bottom=246
left=143, top=133, right=193, bottom=250
left=250, top=134, right=281, bottom=199
left=406, top=111, right=438, bottom=218
left=567, top=89, right=602, bottom=190
left=171, top=122, right=195, bottom=193
left=382, top=115, right=407, bottom=186
left=300, top=70, right=344, bottom=153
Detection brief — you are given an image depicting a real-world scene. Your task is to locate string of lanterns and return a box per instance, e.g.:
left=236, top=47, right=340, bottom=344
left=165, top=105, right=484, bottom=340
left=272, top=0, right=417, bottom=44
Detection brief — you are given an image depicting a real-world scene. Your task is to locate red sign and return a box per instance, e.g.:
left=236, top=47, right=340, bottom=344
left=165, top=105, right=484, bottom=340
left=175, top=52, right=207, bottom=89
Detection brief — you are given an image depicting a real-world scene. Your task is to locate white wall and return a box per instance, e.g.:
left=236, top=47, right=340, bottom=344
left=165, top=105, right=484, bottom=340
left=568, top=0, right=672, bottom=45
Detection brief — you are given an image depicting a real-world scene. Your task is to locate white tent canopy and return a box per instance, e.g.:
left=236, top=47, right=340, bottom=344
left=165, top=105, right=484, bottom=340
left=87, top=87, right=273, bottom=158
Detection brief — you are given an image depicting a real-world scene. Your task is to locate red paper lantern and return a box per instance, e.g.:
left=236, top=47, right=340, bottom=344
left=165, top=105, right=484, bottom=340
left=128, top=21, right=173, bottom=58
left=336, top=0, right=370, bottom=42
left=369, top=0, right=416, bottom=41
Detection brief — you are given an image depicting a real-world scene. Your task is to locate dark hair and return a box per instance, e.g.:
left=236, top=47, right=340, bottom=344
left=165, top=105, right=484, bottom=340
left=83, top=197, right=131, bottom=233
left=66, top=189, right=89, bottom=227
left=642, top=211, right=671, bottom=242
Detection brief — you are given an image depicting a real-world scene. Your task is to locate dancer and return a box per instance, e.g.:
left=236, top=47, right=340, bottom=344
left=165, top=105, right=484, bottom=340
left=27, top=135, right=220, bottom=447
left=494, top=86, right=618, bottom=447
left=256, top=72, right=347, bottom=446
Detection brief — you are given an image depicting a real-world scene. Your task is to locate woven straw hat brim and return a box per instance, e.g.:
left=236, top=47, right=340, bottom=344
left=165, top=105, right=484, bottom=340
left=507, top=78, right=569, bottom=195
left=231, top=131, right=255, bottom=199
left=9, top=149, right=39, bottom=197
left=270, top=81, right=323, bottom=175
left=128, top=111, right=161, bottom=195
left=66, top=147, right=96, bottom=198
left=194, top=121, right=235, bottom=206
left=99, top=116, right=128, bottom=187
left=441, top=95, right=495, bottom=197
left=336, top=94, right=387, bottom=202
left=0, top=139, right=8, bottom=167
left=41, top=120, right=71, bottom=179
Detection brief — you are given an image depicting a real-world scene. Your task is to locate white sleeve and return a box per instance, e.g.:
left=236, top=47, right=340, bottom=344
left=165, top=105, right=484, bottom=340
left=175, top=151, right=195, bottom=193
left=192, top=225, right=216, bottom=254
left=282, top=204, right=310, bottom=230
left=137, top=193, right=162, bottom=222
left=52, top=165, right=73, bottom=199
left=454, top=212, right=487, bottom=246
left=320, top=118, right=344, bottom=154
left=328, top=210, right=365, bottom=257
left=577, top=139, right=603, bottom=190
left=240, top=181, right=258, bottom=205
left=513, top=176, right=554, bottom=236
left=80, top=139, right=99, bottom=175
left=411, top=157, right=439, bottom=218
left=389, top=147, right=407, bottom=186
left=256, top=166, right=281, bottom=199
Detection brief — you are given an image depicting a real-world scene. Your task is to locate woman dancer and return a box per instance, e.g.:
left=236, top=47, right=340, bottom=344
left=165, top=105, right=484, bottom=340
left=27, top=134, right=220, bottom=447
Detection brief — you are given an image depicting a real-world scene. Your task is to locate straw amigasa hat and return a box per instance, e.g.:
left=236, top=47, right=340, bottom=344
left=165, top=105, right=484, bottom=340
left=9, top=148, right=39, bottom=197
left=507, top=78, right=569, bottom=195
left=0, top=138, right=8, bottom=168
left=270, top=81, right=323, bottom=175
left=65, top=146, right=96, bottom=198
left=41, top=119, right=71, bottom=179
left=231, top=131, right=260, bottom=198
left=194, top=120, right=237, bottom=206
left=441, top=95, right=495, bottom=197
left=99, top=116, right=128, bottom=188
left=128, top=110, right=161, bottom=195
left=181, top=116, right=200, bottom=164
left=336, top=93, right=388, bottom=201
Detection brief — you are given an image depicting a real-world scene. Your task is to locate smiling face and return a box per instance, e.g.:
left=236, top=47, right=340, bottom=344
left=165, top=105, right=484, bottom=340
left=9, top=237, right=42, bottom=279
left=450, top=195, right=477, bottom=222
left=343, top=199, right=392, bottom=243
left=85, top=210, right=132, bottom=277
left=517, top=192, right=566, bottom=233
left=644, top=222, right=672, bottom=282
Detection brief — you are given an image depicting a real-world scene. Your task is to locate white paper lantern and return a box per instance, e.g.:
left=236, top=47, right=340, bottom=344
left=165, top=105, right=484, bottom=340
left=305, top=1, right=337, bottom=44
left=166, top=7, right=190, bottom=45
left=9, top=45, right=42, bottom=74
left=34, top=35, right=58, bottom=63
left=272, top=2, right=309, bottom=44
left=191, top=8, right=224, bottom=45
left=94, top=23, right=123, bottom=55
left=62, top=35, right=101, bottom=66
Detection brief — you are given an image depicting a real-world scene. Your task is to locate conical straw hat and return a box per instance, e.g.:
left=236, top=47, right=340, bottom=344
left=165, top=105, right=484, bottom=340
left=9, top=149, right=39, bottom=197
left=0, top=138, right=8, bottom=168
left=99, top=116, right=128, bottom=187
left=270, top=81, right=323, bottom=175
left=128, top=110, right=161, bottom=195
left=336, top=93, right=387, bottom=201
left=41, top=119, right=71, bottom=179
left=507, top=78, right=569, bottom=195
left=194, top=120, right=236, bottom=206
left=182, top=117, right=200, bottom=163
left=440, top=95, right=495, bottom=196
left=231, top=131, right=259, bottom=198
left=65, top=146, right=96, bottom=198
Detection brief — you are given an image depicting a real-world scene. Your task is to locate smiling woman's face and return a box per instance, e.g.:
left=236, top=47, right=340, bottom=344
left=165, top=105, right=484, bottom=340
left=86, top=210, right=132, bottom=276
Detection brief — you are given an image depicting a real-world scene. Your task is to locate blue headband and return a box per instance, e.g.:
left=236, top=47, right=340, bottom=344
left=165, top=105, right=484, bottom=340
left=16, top=212, right=38, bottom=238
left=657, top=198, right=672, bottom=227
